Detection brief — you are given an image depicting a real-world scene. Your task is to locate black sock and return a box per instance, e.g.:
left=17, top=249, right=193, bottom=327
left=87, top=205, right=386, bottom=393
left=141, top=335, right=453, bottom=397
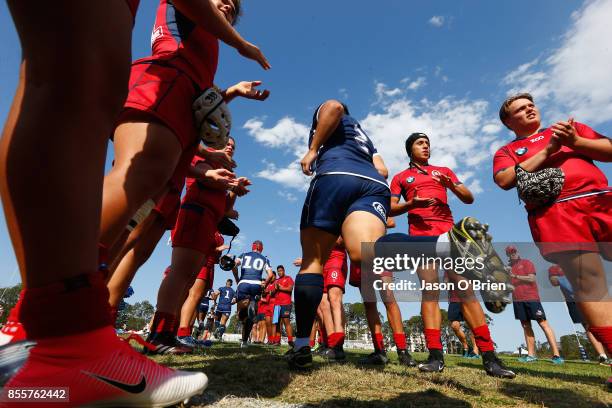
left=294, top=273, right=324, bottom=348
left=242, top=319, right=253, bottom=343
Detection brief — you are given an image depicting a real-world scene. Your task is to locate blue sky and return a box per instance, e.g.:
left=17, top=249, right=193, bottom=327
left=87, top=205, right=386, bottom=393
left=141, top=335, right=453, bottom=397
left=1, top=0, right=611, bottom=352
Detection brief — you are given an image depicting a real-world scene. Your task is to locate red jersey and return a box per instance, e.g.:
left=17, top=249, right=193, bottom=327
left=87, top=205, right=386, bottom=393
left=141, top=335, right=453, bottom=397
left=183, top=154, right=227, bottom=218
left=510, top=259, right=540, bottom=301
left=275, top=276, right=294, bottom=306
left=151, top=0, right=219, bottom=89
left=493, top=123, right=609, bottom=208
left=390, top=165, right=460, bottom=226
left=264, top=282, right=276, bottom=306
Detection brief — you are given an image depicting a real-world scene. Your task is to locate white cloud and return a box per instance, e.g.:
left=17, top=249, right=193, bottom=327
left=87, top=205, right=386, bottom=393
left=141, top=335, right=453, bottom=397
left=266, top=219, right=277, bottom=225
left=246, top=82, right=503, bottom=196
left=375, top=81, right=403, bottom=102
left=407, top=77, right=426, bottom=91
left=277, top=191, right=298, bottom=202
left=338, top=88, right=349, bottom=100
left=429, top=16, right=445, bottom=27
left=481, top=123, right=502, bottom=135
left=503, top=0, right=612, bottom=125
left=243, top=117, right=309, bottom=149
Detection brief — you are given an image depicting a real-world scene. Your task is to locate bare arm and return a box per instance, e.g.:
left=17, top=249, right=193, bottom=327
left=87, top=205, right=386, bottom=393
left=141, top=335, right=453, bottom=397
left=551, top=119, right=612, bottom=162
left=300, top=100, right=345, bottom=176
left=172, top=0, right=270, bottom=69
left=189, top=161, right=236, bottom=190
left=373, top=154, right=388, bottom=179
left=389, top=193, right=435, bottom=217
left=511, top=273, right=536, bottom=283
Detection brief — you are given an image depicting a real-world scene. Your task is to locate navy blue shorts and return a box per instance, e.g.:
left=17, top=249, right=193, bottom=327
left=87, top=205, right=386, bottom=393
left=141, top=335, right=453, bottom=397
left=278, top=304, right=292, bottom=319
left=447, top=302, right=464, bottom=322
left=237, top=282, right=262, bottom=301
left=300, top=174, right=390, bottom=235
left=566, top=302, right=584, bottom=324
left=215, top=309, right=231, bottom=319
left=513, top=301, right=547, bottom=321
left=198, top=304, right=209, bottom=313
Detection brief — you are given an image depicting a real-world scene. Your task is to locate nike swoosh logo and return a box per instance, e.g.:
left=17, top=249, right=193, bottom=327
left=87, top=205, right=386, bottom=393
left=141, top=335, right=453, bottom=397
left=87, top=372, right=147, bottom=394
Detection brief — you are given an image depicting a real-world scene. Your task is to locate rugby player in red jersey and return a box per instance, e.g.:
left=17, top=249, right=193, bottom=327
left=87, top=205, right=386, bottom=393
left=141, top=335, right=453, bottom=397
left=274, top=265, right=295, bottom=347
left=176, top=232, right=227, bottom=348
left=390, top=132, right=515, bottom=378
left=263, top=272, right=279, bottom=344
left=148, top=137, right=250, bottom=353
left=505, top=246, right=563, bottom=363
left=320, top=239, right=348, bottom=360
left=0, top=0, right=214, bottom=404
left=494, top=93, right=611, bottom=387
left=98, top=0, right=270, bottom=269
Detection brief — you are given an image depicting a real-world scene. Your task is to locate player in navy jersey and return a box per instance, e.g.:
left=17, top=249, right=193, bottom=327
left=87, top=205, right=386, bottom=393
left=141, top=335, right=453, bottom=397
left=194, top=288, right=215, bottom=340
left=232, top=240, right=274, bottom=347
left=287, top=100, right=391, bottom=369
left=213, top=279, right=236, bottom=341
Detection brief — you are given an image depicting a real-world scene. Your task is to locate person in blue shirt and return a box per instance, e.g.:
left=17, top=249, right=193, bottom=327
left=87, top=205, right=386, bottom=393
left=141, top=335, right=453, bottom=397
left=232, top=240, right=274, bottom=347
left=213, top=279, right=236, bottom=340
left=287, top=100, right=391, bottom=369
left=194, top=288, right=215, bottom=339
left=548, top=265, right=608, bottom=363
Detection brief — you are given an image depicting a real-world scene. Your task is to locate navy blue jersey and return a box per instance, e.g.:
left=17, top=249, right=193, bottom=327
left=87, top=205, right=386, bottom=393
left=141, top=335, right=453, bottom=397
left=217, top=287, right=235, bottom=309
left=308, top=106, right=387, bottom=187
left=200, top=289, right=214, bottom=306
left=237, top=251, right=271, bottom=282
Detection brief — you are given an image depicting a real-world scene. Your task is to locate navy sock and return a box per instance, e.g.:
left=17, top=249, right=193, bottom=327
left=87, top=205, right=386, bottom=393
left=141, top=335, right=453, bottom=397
left=294, top=273, right=324, bottom=344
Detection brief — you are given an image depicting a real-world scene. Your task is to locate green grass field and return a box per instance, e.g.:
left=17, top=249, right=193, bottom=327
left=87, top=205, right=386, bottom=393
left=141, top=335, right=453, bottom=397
left=143, top=342, right=612, bottom=407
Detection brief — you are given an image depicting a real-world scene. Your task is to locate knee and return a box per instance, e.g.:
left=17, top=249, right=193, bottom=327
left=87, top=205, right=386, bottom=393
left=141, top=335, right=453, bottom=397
left=451, top=321, right=461, bottom=330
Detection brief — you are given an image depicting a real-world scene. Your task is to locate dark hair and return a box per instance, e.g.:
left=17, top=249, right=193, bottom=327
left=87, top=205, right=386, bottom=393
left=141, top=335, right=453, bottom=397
left=499, top=93, right=534, bottom=129
left=227, top=279, right=233, bottom=284
left=277, top=265, right=285, bottom=271
left=230, top=0, right=242, bottom=25
left=405, top=133, right=429, bottom=158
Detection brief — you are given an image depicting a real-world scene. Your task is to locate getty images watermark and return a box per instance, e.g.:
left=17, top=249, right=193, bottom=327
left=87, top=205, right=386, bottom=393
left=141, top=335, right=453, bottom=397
left=371, top=253, right=507, bottom=292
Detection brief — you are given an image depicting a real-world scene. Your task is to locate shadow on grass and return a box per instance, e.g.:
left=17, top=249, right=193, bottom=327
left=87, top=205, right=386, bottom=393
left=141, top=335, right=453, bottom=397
left=455, top=360, right=607, bottom=386
left=499, top=382, right=609, bottom=408
left=313, top=389, right=472, bottom=408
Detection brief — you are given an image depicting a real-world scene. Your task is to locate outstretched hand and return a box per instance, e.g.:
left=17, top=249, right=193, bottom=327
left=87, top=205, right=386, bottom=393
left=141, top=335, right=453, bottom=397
left=227, top=81, right=270, bottom=101
left=238, top=41, right=271, bottom=70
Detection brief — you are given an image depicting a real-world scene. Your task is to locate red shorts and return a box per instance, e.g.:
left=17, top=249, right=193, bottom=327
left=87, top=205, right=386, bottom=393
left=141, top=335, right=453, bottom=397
left=324, top=261, right=348, bottom=294
left=153, top=189, right=181, bottom=230
left=409, top=220, right=453, bottom=236
left=258, top=302, right=269, bottom=316
left=348, top=262, right=392, bottom=288
left=171, top=203, right=221, bottom=255
left=196, top=259, right=215, bottom=290
left=119, top=59, right=199, bottom=150
left=528, top=192, right=612, bottom=260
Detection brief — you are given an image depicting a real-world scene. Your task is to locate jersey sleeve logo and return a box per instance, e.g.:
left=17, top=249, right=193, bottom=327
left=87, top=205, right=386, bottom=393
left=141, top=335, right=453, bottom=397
left=406, top=176, right=415, bottom=183
left=431, top=170, right=441, bottom=177
left=515, top=147, right=528, bottom=156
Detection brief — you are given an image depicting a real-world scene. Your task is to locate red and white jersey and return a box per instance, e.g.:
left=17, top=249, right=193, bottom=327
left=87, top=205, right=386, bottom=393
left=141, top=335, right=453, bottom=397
left=182, top=153, right=227, bottom=218
left=493, top=122, right=609, bottom=207
left=510, top=259, right=540, bottom=302
left=390, top=165, right=460, bottom=225
left=151, top=0, right=219, bottom=89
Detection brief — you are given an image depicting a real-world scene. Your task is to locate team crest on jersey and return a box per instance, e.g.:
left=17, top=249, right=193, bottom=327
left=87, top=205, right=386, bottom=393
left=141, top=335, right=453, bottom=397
left=515, top=147, right=528, bottom=156
left=406, top=176, right=415, bottom=183
left=331, top=271, right=338, bottom=279
left=372, top=202, right=386, bottom=219
left=431, top=170, right=441, bottom=177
